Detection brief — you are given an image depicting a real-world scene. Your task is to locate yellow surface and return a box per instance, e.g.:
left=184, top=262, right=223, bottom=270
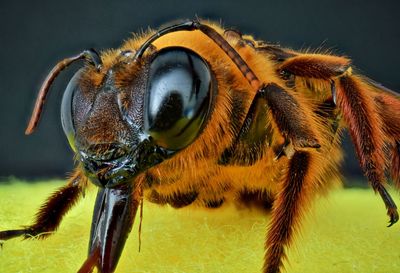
left=0, top=180, right=399, bottom=273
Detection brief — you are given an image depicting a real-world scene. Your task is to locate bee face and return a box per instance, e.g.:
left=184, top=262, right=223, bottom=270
left=61, top=46, right=215, bottom=187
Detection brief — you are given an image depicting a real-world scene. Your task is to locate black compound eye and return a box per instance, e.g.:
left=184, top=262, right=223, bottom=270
left=61, top=69, right=84, bottom=151
left=144, top=47, right=214, bottom=150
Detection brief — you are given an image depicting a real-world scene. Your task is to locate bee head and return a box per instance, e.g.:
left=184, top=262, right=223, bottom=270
left=27, top=44, right=215, bottom=188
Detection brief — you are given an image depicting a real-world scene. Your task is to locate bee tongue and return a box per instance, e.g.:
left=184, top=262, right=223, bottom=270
left=78, top=183, right=142, bottom=273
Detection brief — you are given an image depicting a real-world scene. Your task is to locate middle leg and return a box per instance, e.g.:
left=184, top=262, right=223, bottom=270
left=264, top=151, right=315, bottom=273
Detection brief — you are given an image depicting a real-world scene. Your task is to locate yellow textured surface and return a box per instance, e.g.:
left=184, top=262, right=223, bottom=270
left=0, top=181, right=399, bottom=273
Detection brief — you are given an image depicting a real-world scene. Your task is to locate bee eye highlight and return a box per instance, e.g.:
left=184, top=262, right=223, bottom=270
left=144, top=47, right=214, bottom=150
left=61, top=69, right=84, bottom=151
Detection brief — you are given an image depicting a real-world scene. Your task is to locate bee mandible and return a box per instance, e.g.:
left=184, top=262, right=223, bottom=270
left=1, top=19, right=400, bottom=273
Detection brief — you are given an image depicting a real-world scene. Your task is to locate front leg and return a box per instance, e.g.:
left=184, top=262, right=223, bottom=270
left=0, top=169, right=86, bottom=240
left=264, top=151, right=313, bottom=273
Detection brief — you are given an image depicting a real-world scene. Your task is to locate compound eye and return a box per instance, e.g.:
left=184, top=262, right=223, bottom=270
left=145, top=47, right=214, bottom=150
left=61, top=69, right=84, bottom=151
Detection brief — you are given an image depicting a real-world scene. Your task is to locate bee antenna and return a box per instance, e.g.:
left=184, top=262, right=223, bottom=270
left=25, top=49, right=102, bottom=135
left=134, top=20, right=197, bottom=60
left=134, top=20, right=261, bottom=90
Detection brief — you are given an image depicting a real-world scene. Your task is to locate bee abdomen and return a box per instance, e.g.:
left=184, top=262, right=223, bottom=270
left=204, top=198, right=225, bottom=208
left=236, top=188, right=274, bottom=211
left=147, top=189, right=199, bottom=208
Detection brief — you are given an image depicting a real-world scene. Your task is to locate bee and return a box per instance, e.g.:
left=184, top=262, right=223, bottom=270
left=1, top=19, right=400, bottom=273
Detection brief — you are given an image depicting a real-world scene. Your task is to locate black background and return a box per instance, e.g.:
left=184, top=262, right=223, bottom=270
left=1, top=0, right=399, bottom=182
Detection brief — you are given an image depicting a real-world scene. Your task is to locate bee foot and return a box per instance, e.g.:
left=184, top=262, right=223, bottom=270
left=387, top=207, right=399, bottom=227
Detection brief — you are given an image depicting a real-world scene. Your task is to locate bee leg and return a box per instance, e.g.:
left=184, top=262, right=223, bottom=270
left=374, top=93, right=400, bottom=188
left=336, top=75, right=399, bottom=226
left=391, top=141, right=400, bottom=189
left=277, top=54, right=399, bottom=225
left=261, top=83, right=321, bottom=149
left=218, top=89, right=273, bottom=166
left=219, top=82, right=317, bottom=166
left=278, top=54, right=351, bottom=80
left=264, top=151, right=313, bottom=273
left=0, top=170, right=85, bottom=240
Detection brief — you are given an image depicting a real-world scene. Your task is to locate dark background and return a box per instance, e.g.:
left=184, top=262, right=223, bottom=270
left=1, top=0, right=399, bottom=183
